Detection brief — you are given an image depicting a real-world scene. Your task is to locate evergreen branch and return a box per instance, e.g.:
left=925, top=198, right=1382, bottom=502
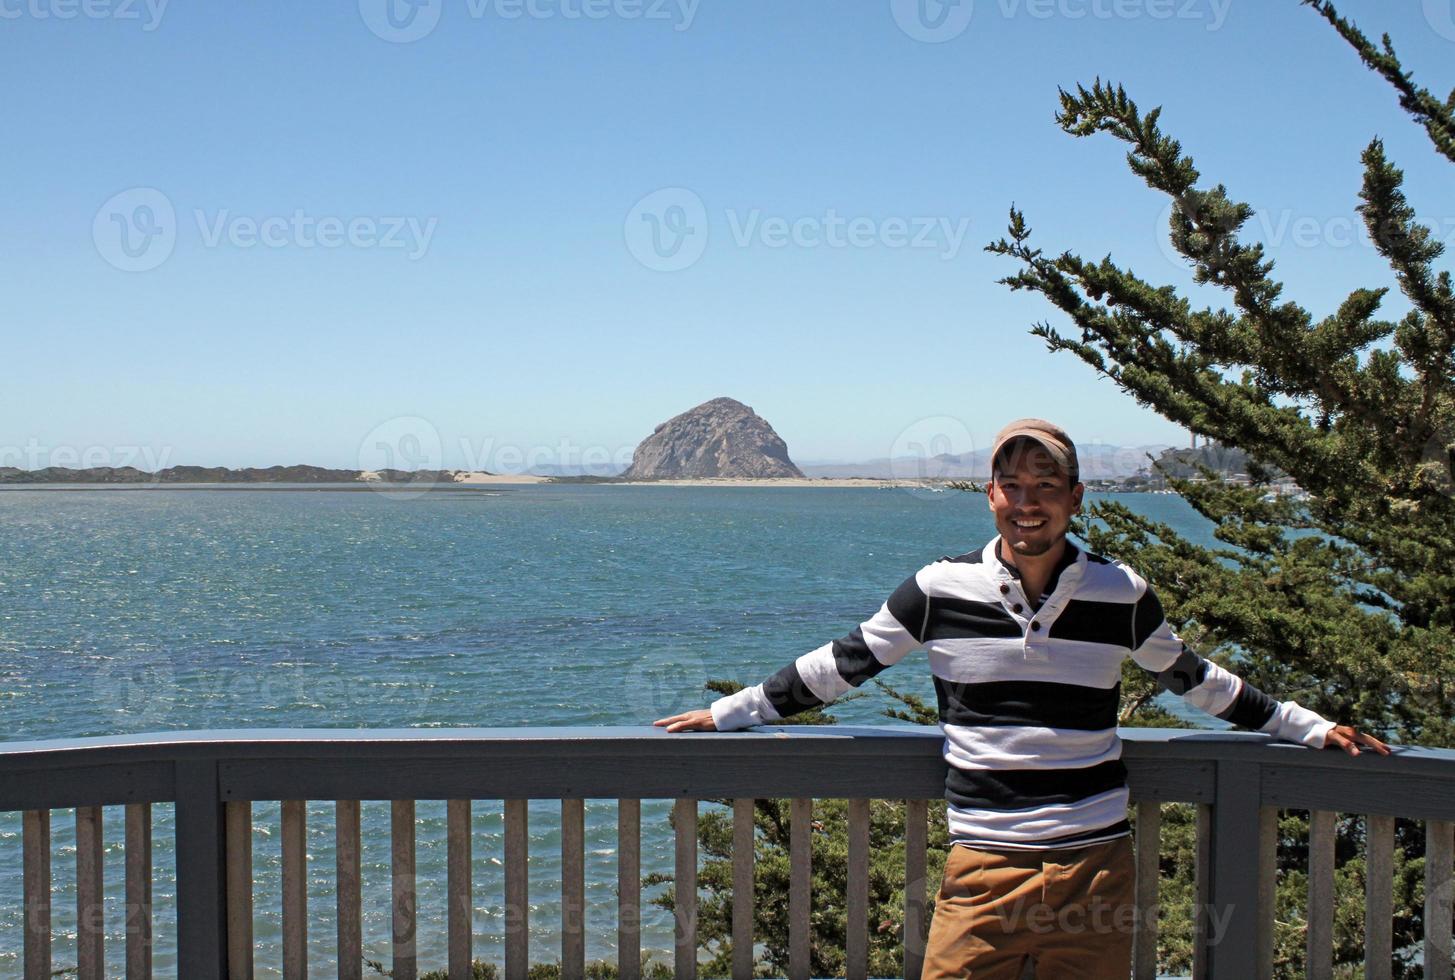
left=1303, top=0, right=1455, bottom=163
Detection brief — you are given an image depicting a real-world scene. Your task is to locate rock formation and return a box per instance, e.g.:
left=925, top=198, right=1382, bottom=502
left=622, top=397, right=804, bottom=479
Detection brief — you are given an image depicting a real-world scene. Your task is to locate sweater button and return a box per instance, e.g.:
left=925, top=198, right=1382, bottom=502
left=1013, top=604, right=1023, bottom=614
left=1030, top=621, right=1041, bottom=631
left=999, top=584, right=1010, bottom=595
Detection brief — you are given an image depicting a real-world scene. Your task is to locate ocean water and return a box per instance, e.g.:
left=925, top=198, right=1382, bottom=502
left=0, top=485, right=1213, bottom=977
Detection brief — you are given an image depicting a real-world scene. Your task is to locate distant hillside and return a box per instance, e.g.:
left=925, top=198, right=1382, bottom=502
left=0, top=465, right=463, bottom=484
left=798, top=443, right=1171, bottom=482
left=622, top=397, right=804, bottom=479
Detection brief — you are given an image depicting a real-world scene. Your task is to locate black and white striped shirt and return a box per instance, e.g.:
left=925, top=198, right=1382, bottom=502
left=710, top=537, right=1333, bottom=850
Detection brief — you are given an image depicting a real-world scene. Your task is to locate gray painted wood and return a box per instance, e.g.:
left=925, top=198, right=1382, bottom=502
left=0, top=761, right=174, bottom=813
left=904, top=799, right=928, bottom=980
left=448, top=800, right=473, bottom=980
left=1207, top=763, right=1263, bottom=980
left=219, top=754, right=950, bottom=805
left=8, top=725, right=1453, bottom=811
left=1256, top=807, right=1277, bottom=980
left=3, top=726, right=1455, bottom=980
left=618, top=799, right=641, bottom=980
left=1193, top=803, right=1210, bottom=980
left=674, top=798, right=697, bottom=980
left=731, top=799, right=753, bottom=980
left=789, top=798, right=811, bottom=980
left=1133, top=800, right=1161, bottom=980
left=175, top=759, right=227, bottom=980
left=1126, top=760, right=1217, bottom=803
left=562, top=798, right=586, bottom=980
left=1306, top=809, right=1335, bottom=980
left=846, top=798, right=869, bottom=980
left=224, top=801, right=253, bottom=980
left=76, top=804, right=105, bottom=980
left=1427, top=820, right=1453, bottom=980
left=505, top=799, right=528, bottom=980
left=5, top=725, right=1454, bottom=776
left=336, top=800, right=363, bottom=980
left=281, top=800, right=307, bottom=980
left=392, top=799, right=418, bottom=980
left=1263, top=766, right=1455, bottom=821
left=23, top=809, right=51, bottom=980
left=125, top=803, right=152, bottom=980
left=1366, top=814, right=1394, bottom=980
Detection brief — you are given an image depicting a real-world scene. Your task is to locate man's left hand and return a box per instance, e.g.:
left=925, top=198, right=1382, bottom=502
left=1323, top=725, right=1391, bottom=756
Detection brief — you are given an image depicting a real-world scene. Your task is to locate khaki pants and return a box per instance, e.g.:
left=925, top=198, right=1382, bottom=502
left=922, top=837, right=1136, bottom=980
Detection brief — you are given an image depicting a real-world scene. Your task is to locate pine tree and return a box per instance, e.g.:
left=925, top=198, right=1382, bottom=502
left=985, top=3, right=1454, bottom=974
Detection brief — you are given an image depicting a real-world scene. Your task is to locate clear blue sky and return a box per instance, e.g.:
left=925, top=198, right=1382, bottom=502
left=2, top=0, right=1452, bottom=471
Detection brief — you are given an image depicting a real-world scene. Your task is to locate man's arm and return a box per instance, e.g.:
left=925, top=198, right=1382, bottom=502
left=655, top=570, right=931, bottom=733
left=1127, top=583, right=1389, bottom=756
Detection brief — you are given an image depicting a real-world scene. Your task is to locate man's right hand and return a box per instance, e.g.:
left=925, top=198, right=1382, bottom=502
left=654, top=709, right=717, bottom=732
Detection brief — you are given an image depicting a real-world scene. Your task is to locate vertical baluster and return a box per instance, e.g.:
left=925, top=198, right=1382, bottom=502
left=674, top=798, right=697, bottom=980
left=23, top=809, right=52, bottom=980
left=562, top=799, right=586, bottom=980
left=125, top=803, right=152, bottom=980
left=846, top=799, right=870, bottom=980
left=789, top=799, right=811, bottom=980
left=1133, top=800, right=1161, bottom=980
left=1257, top=807, right=1278, bottom=980
left=505, top=799, right=529, bottom=980
left=281, top=800, right=307, bottom=980
left=618, top=799, right=641, bottom=980
left=1366, top=814, right=1394, bottom=980
left=337, top=800, right=363, bottom=980
left=1307, top=810, right=1336, bottom=980
left=1193, top=803, right=1211, bottom=980
left=904, top=799, right=928, bottom=980
left=392, top=800, right=418, bottom=980
left=448, top=800, right=473, bottom=980
left=731, top=799, right=754, bottom=980
left=1427, top=820, right=1453, bottom=980
left=76, top=805, right=105, bottom=980
left=173, top=760, right=226, bottom=980
left=224, top=801, right=253, bottom=980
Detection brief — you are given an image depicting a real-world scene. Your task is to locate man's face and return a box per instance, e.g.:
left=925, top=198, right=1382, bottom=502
left=987, top=441, right=1084, bottom=558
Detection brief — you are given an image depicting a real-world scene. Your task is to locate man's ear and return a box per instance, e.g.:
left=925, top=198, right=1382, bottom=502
left=1071, top=481, right=1085, bottom=513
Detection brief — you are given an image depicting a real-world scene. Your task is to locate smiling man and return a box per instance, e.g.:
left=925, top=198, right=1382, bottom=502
left=656, top=418, right=1388, bottom=979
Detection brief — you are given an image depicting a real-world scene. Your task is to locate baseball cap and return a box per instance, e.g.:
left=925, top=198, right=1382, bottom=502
left=990, top=419, right=1080, bottom=482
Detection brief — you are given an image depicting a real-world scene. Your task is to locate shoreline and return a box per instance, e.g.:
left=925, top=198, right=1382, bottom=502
left=607, top=477, right=921, bottom=488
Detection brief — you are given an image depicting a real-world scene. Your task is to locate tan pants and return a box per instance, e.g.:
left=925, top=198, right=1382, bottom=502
left=922, top=837, right=1136, bottom=980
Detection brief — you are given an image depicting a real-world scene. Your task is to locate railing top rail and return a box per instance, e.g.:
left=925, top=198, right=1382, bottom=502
left=2, top=727, right=1453, bottom=817
left=2, top=724, right=1452, bottom=770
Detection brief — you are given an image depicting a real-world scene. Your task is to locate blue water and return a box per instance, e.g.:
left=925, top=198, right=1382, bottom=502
left=0, top=485, right=1212, bottom=977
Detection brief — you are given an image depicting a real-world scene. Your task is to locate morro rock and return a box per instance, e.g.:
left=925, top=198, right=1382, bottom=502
left=622, top=397, right=805, bottom=479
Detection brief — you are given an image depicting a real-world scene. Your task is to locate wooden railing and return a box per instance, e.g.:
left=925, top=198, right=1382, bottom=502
left=2, top=726, right=1453, bottom=979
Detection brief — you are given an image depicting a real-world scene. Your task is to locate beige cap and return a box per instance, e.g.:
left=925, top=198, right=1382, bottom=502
left=990, top=419, right=1080, bottom=482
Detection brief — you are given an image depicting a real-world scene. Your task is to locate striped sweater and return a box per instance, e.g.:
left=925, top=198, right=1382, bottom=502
left=710, top=537, right=1334, bottom=850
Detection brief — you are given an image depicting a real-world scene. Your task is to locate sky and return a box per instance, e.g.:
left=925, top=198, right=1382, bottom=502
left=2, top=0, right=1453, bottom=472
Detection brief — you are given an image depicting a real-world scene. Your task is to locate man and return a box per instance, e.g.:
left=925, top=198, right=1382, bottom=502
left=655, top=418, right=1388, bottom=979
